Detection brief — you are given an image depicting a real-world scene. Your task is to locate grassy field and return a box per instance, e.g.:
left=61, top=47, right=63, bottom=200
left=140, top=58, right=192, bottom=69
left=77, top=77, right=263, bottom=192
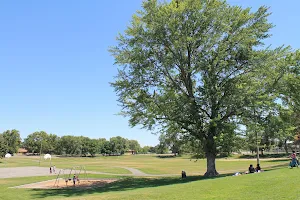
left=0, top=168, right=298, bottom=200
left=0, top=155, right=294, bottom=200
left=0, top=155, right=290, bottom=175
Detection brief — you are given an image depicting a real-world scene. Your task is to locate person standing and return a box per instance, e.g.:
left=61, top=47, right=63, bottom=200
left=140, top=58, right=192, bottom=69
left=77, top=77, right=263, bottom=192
left=73, top=175, right=76, bottom=186
left=290, top=151, right=298, bottom=167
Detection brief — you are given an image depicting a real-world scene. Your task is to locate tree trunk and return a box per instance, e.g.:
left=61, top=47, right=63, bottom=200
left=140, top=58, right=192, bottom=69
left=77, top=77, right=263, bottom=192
left=204, top=151, right=219, bottom=177
left=204, top=127, right=219, bottom=177
left=284, top=139, right=288, bottom=154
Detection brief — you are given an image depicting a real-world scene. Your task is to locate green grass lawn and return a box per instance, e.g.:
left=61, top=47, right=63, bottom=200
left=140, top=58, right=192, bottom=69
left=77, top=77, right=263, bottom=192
left=0, top=167, right=298, bottom=200
left=0, top=155, right=289, bottom=176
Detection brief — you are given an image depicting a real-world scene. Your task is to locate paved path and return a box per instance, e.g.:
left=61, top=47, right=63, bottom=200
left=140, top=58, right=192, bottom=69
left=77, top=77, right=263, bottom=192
left=116, top=166, right=148, bottom=176
left=0, top=167, right=57, bottom=179
left=0, top=166, right=178, bottom=179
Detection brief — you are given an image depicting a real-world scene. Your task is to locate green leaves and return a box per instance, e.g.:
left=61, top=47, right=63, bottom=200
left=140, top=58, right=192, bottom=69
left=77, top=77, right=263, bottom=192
left=110, top=0, right=297, bottom=175
left=2, top=129, right=21, bottom=154
left=0, top=134, right=8, bottom=158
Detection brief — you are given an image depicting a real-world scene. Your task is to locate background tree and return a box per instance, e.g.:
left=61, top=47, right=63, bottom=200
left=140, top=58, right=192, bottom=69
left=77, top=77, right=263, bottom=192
left=155, top=136, right=169, bottom=154
left=47, top=133, right=60, bottom=154
left=88, top=139, right=99, bottom=157
left=58, top=136, right=82, bottom=156
left=128, top=139, right=141, bottom=153
left=80, top=137, right=91, bottom=156
left=140, top=146, right=151, bottom=154
left=102, top=140, right=112, bottom=155
left=110, top=0, right=291, bottom=175
left=2, top=129, right=21, bottom=154
left=109, top=136, right=128, bottom=155
left=23, top=131, right=49, bottom=154
left=98, top=138, right=108, bottom=154
left=0, top=134, right=8, bottom=158
left=269, top=108, right=296, bottom=153
left=149, top=146, right=158, bottom=153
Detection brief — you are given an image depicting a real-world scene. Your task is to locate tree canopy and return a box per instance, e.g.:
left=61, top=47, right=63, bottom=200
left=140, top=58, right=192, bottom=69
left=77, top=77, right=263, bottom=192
left=0, top=134, right=8, bottom=158
left=2, top=129, right=21, bottom=154
left=22, top=131, right=145, bottom=156
left=110, top=0, right=295, bottom=176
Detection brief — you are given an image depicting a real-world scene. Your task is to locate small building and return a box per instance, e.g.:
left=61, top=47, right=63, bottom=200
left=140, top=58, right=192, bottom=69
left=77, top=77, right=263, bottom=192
left=18, top=148, right=28, bottom=155
left=125, top=149, right=136, bottom=155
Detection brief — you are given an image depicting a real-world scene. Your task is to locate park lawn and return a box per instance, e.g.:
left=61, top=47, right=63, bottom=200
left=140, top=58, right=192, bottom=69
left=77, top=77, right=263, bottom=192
left=0, top=174, right=124, bottom=200
left=0, top=155, right=289, bottom=175
left=0, top=156, right=132, bottom=174
left=0, top=167, right=298, bottom=200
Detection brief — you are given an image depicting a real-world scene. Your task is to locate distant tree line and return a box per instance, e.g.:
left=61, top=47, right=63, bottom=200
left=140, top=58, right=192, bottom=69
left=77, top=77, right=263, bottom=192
left=2, top=119, right=299, bottom=159
left=23, top=131, right=153, bottom=157
left=0, top=130, right=160, bottom=158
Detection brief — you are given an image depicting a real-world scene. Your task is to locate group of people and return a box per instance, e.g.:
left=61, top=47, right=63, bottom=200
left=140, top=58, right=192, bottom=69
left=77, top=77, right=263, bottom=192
left=248, top=164, right=262, bottom=174
left=241, top=150, right=299, bottom=175
left=233, top=164, right=263, bottom=176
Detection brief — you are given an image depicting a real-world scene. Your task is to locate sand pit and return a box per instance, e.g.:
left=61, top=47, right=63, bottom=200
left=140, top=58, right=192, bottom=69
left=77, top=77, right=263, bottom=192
left=13, top=178, right=119, bottom=189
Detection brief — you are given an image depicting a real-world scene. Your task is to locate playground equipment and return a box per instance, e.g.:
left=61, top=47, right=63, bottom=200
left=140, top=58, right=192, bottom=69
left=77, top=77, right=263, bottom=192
left=53, top=166, right=88, bottom=187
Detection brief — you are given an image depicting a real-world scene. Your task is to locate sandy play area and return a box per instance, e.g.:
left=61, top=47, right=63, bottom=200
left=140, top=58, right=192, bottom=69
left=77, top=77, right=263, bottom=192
left=13, top=178, right=118, bottom=189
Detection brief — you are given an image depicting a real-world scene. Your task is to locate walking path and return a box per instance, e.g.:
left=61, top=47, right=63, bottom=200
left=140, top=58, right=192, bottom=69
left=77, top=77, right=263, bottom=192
left=0, top=166, right=177, bottom=179
left=89, top=167, right=178, bottom=177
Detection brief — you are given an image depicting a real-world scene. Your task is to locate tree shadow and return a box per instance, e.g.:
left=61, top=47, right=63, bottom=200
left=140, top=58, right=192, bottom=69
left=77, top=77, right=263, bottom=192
left=29, top=162, right=289, bottom=199
left=156, top=155, right=176, bottom=159
left=239, top=153, right=289, bottom=159
left=262, top=163, right=288, bottom=171
left=265, top=159, right=290, bottom=162
left=30, top=174, right=233, bottom=199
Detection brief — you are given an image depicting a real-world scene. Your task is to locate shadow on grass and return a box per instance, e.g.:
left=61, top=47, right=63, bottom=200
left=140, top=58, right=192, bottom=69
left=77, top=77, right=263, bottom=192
left=29, top=162, right=289, bottom=199
left=30, top=173, right=233, bottom=199
left=264, top=158, right=290, bottom=162
left=263, top=163, right=288, bottom=172
left=239, top=153, right=289, bottom=159
left=156, top=155, right=176, bottom=159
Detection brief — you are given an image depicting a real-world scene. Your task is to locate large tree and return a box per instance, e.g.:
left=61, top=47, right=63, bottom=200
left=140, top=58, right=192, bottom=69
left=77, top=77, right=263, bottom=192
left=111, top=0, right=291, bottom=176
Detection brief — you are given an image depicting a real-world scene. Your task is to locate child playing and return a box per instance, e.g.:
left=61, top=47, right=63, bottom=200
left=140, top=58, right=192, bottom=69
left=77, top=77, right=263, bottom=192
left=73, top=175, right=76, bottom=186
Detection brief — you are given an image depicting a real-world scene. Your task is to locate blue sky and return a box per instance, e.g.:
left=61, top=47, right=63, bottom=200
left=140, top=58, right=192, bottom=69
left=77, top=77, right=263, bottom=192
left=0, top=1, right=299, bottom=146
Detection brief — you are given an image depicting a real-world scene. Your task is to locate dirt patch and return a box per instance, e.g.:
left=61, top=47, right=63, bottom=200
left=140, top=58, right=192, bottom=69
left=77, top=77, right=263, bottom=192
left=13, top=178, right=118, bottom=189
